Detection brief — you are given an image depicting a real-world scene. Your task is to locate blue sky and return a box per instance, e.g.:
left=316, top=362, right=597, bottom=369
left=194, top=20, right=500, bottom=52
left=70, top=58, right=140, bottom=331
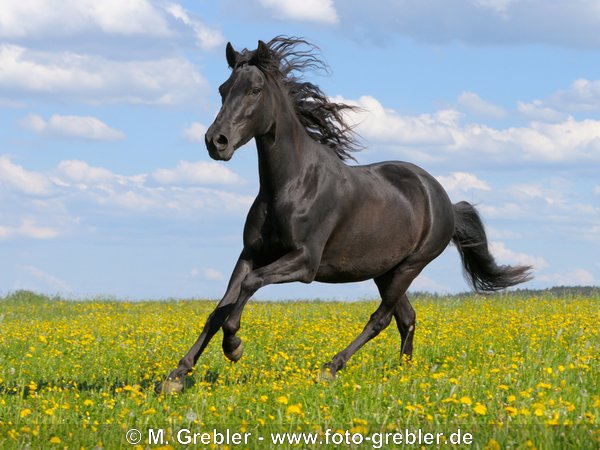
left=1, top=0, right=599, bottom=300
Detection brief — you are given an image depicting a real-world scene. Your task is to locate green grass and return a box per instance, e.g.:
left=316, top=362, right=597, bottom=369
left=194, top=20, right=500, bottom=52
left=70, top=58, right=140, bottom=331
left=0, top=290, right=598, bottom=449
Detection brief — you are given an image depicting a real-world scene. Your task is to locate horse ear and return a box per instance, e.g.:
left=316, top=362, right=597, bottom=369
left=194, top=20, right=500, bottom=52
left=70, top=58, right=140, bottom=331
left=226, top=42, right=239, bottom=68
left=255, top=40, right=270, bottom=65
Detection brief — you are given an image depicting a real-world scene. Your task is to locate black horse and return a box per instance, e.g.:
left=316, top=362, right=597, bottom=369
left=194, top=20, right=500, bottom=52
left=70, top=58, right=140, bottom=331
left=159, top=37, right=531, bottom=393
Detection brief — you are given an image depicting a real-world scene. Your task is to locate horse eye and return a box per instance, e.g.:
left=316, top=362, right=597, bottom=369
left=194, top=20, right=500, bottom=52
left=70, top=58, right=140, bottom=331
left=249, top=87, right=262, bottom=96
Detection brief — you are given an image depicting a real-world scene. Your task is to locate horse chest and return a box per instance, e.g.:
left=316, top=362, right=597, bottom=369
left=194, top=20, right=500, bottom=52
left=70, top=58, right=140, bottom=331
left=245, top=202, right=295, bottom=259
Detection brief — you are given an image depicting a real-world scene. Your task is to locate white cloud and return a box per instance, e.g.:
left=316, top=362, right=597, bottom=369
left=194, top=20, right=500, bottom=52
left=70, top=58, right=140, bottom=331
left=594, top=186, right=600, bottom=195
left=479, top=118, right=600, bottom=164
left=458, top=92, right=506, bottom=119
left=507, top=182, right=569, bottom=208
left=550, top=79, right=600, bottom=112
left=508, top=118, right=600, bottom=162
left=259, top=0, right=338, bottom=24
left=585, top=225, right=600, bottom=244
left=489, top=241, right=548, bottom=269
left=473, top=0, right=518, bottom=15
left=341, top=95, right=600, bottom=165
left=0, top=0, right=225, bottom=55
left=508, top=183, right=544, bottom=199
left=56, top=160, right=121, bottom=185
left=0, top=45, right=207, bottom=105
left=478, top=203, right=525, bottom=220
left=339, top=95, right=457, bottom=147
left=165, top=3, right=224, bottom=50
left=0, top=0, right=171, bottom=39
left=539, top=268, right=595, bottom=286
left=0, top=155, right=54, bottom=196
left=516, top=79, right=600, bottom=119
left=0, top=97, right=25, bottom=108
left=517, top=100, right=566, bottom=122
left=410, top=274, right=450, bottom=293
left=202, top=267, right=225, bottom=281
left=487, top=227, right=522, bottom=240
left=153, top=160, right=242, bottom=186
left=0, top=157, right=252, bottom=239
left=19, top=265, right=71, bottom=292
left=0, top=219, right=61, bottom=240
left=182, top=122, right=207, bottom=143
left=0, top=225, right=12, bottom=239
left=336, top=0, right=600, bottom=48
left=436, top=172, right=491, bottom=195
left=52, top=159, right=252, bottom=215
left=21, top=114, right=124, bottom=141
left=18, top=219, right=60, bottom=240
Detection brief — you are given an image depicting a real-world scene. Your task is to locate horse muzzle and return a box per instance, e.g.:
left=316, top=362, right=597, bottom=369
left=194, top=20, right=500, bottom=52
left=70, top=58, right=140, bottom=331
left=205, top=129, right=235, bottom=161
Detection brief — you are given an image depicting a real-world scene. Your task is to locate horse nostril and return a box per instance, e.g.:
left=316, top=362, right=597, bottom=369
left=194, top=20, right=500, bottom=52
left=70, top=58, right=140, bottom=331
left=216, top=135, right=228, bottom=146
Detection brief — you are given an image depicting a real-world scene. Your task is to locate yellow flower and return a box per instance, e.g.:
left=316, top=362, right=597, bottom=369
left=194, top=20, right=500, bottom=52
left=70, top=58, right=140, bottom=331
left=525, top=439, right=537, bottom=449
left=484, top=438, right=501, bottom=450
left=20, top=409, right=32, bottom=418
left=83, top=399, right=94, bottom=407
left=49, top=436, right=61, bottom=444
left=276, top=395, right=288, bottom=404
left=142, top=408, right=157, bottom=415
left=286, top=404, right=303, bottom=416
left=460, top=396, right=472, bottom=405
left=474, top=403, right=487, bottom=415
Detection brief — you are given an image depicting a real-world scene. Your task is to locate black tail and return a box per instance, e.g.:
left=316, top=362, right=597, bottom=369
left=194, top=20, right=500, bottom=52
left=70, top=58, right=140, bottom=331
left=452, top=201, right=532, bottom=292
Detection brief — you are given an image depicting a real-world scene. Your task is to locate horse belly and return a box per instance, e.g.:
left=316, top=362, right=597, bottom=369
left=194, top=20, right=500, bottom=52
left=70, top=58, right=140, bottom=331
left=315, top=219, right=418, bottom=283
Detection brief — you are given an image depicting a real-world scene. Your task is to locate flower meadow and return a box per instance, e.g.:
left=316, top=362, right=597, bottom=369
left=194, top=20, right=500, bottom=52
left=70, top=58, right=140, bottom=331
left=0, top=290, right=598, bottom=449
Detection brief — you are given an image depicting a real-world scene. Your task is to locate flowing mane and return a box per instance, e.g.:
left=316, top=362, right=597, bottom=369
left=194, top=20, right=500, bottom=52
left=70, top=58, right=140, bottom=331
left=233, top=36, right=362, bottom=161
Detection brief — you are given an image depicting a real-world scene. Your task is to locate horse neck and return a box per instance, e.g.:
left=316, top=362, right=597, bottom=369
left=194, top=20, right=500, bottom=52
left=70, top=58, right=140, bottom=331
left=254, top=101, right=323, bottom=194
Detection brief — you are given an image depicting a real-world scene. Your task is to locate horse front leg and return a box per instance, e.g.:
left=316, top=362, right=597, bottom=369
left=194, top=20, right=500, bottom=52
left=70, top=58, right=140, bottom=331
left=221, top=247, right=319, bottom=361
left=157, top=255, right=251, bottom=394
left=158, top=248, right=317, bottom=394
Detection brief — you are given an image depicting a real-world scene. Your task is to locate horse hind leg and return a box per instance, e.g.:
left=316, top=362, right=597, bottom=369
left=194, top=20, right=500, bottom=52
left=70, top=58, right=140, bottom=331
left=321, top=300, right=396, bottom=380
left=393, top=293, right=416, bottom=360
left=322, top=263, right=421, bottom=379
left=221, top=300, right=248, bottom=362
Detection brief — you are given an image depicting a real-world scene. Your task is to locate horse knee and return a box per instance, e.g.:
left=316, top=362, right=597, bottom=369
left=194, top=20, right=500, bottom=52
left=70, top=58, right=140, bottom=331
left=370, top=310, right=394, bottom=334
left=241, top=273, right=262, bottom=294
left=222, top=320, right=239, bottom=337
left=395, top=306, right=416, bottom=336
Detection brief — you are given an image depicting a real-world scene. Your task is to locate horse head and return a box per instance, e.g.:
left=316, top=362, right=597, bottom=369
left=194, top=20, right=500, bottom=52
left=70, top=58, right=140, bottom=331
left=205, top=41, right=276, bottom=161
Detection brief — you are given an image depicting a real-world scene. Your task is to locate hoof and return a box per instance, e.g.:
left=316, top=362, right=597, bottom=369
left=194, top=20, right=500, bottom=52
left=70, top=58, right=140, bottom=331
left=319, top=365, right=336, bottom=382
left=224, top=341, right=244, bottom=362
left=157, top=378, right=185, bottom=395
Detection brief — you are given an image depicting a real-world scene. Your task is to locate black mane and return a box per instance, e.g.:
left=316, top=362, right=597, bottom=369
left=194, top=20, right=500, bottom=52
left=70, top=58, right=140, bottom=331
left=235, top=36, right=362, bottom=161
